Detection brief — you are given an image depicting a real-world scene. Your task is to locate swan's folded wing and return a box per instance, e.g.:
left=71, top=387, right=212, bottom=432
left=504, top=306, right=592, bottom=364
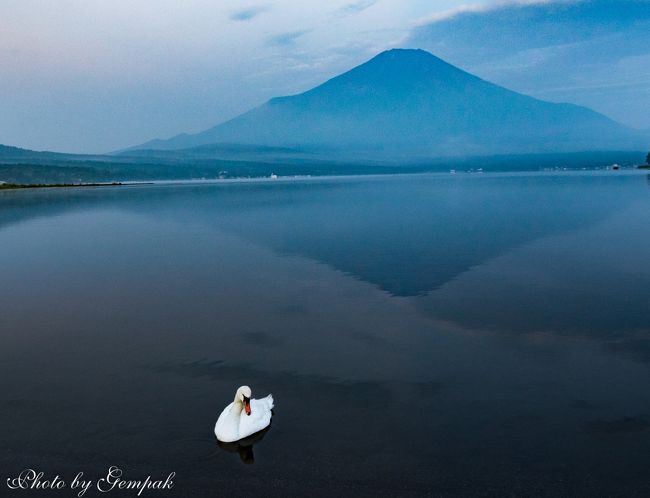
left=239, top=397, right=273, bottom=439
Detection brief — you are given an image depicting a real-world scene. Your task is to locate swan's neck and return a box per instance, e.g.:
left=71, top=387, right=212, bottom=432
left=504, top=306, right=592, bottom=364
left=232, top=399, right=244, bottom=415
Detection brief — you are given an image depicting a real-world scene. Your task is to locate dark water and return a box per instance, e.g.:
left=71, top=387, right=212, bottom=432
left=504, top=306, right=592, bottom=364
left=1, top=172, right=649, bottom=497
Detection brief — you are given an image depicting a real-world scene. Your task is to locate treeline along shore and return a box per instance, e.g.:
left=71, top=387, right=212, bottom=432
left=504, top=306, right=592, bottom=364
left=0, top=182, right=124, bottom=190
left=0, top=149, right=647, bottom=185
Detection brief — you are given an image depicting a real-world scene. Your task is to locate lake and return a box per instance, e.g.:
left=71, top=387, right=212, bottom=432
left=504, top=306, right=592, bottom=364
left=1, top=171, right=649, bottom=496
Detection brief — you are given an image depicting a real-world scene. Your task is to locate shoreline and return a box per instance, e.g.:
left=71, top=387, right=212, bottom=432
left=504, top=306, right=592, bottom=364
left=1, top=167, right=647, bottom=192
left=0, top=181, right=153, bottom=191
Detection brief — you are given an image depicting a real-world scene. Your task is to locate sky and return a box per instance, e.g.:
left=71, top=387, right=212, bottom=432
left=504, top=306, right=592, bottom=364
left=0, top=0, right=648, bottom=153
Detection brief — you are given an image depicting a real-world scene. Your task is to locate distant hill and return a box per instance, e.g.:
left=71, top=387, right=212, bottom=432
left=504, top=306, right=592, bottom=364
left=0, top=144, right=111, bottom=164
left=0, top=144, right=73, bottom=163
left=129, top=49, right=647, bottom=156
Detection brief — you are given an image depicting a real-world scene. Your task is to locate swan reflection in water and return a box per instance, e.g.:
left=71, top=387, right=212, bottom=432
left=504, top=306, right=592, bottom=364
left=216, top=425, right=271, bottom=464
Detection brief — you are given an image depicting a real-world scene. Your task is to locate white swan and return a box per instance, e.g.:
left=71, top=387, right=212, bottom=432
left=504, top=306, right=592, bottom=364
left=214, top=386, right=274, bottom=443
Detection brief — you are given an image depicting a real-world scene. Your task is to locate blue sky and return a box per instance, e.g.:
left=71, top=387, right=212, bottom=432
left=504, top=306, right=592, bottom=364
left=409, top=0, right=650, bottom=132
left=0, top=0, right=648, bottom=153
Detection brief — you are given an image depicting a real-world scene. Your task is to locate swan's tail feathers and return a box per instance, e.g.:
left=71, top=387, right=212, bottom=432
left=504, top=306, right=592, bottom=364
left=265, top=394, right=274, bottom=410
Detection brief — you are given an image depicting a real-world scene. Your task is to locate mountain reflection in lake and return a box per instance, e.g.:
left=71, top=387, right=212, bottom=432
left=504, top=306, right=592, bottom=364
left=0, top=172, right=649, bottom=496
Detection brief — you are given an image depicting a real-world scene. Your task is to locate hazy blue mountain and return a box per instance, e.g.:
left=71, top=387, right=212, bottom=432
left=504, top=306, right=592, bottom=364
left=130, top=49, right=647, bottom=156
left=0, top=144, right=76, bottom=163
left=0, top=144, right=113, bottom=164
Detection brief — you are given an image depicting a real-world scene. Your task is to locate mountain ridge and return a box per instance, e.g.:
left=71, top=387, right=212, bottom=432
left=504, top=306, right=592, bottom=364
left=128, top=48, right=646, bottom=156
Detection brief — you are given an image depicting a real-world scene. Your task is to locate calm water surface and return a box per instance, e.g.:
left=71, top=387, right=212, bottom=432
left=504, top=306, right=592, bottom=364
left=1, top=172, right=649, bottom=497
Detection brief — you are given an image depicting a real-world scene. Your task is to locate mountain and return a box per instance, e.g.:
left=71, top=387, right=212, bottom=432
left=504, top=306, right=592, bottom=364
left=0, top=144, right=114, bottom=164
left=129, top=49, right=647, bottom=157
left=0, top=144, right=76, bottom=163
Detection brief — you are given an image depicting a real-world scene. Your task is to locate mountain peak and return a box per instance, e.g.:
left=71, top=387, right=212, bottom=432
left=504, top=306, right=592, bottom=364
left=375, top=47, right=440, bottom=60
left=368, top=48, right=455, bottom=69
left=319, top=47, right=471, bottom=91
left=376, top=47, right=430, bottom=56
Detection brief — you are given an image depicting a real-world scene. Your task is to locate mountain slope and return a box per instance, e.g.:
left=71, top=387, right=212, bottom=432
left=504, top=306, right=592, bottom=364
left=130, top=49, right=646, bottom=156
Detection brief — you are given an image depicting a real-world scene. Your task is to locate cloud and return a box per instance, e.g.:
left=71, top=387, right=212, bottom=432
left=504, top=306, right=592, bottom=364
left=416, top=0, right=564, bottom=25
left=411, top=0, right=650, bottom=64
left=337, top=0, right=379, bottom=16
left=268, top=30, right=310, bottom=46
left=407, top=0, right=650, bottom=129
left=229, top=5, right=269, bottom=22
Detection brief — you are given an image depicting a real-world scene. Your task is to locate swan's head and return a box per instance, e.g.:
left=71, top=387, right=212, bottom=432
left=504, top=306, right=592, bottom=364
left=235, top=386, right=252, bottom=416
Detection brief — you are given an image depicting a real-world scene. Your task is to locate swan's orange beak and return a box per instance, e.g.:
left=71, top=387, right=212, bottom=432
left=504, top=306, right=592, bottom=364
left=244, top=400, right=251, bottom=416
